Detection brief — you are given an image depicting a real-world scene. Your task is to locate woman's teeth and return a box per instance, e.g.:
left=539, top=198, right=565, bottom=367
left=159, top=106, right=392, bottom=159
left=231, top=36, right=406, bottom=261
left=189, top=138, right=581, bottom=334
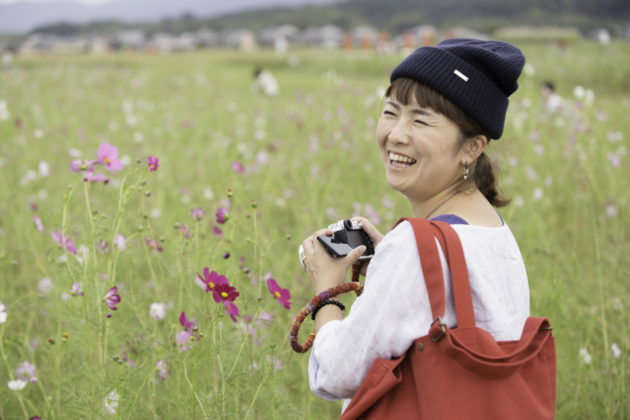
left=388, top=152, right=417, bottom=167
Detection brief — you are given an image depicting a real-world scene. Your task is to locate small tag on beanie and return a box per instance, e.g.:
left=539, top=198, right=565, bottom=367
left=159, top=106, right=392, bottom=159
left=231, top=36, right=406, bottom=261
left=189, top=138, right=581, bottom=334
left=453, top=69, right=469, bottom=82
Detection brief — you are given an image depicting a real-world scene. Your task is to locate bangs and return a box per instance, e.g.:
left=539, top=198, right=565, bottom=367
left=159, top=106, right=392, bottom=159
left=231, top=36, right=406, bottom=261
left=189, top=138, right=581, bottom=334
left=384, top=77, right=489, bottom=139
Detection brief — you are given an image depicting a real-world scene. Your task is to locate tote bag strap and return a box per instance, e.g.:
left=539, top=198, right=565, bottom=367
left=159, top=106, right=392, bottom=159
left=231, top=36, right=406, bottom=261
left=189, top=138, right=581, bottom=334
left=430, top=221, right=476, bottom=329
left=394, top=217, right=445, bottom=320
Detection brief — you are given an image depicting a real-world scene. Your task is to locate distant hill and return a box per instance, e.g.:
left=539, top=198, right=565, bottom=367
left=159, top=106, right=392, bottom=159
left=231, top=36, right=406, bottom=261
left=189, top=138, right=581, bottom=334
left=5, top=0, right=630, bottom=36
left=0, top=0, right=336, bottom=34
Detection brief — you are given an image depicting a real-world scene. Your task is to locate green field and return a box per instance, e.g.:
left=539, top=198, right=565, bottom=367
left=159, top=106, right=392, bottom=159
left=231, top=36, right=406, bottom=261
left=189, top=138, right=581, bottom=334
left=0, top=40, right=629, bottom=419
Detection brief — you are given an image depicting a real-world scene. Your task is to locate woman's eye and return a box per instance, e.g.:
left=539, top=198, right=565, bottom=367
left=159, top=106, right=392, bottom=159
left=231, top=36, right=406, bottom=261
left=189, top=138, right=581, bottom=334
left=415, top=119, right=428, bottom=126
left=383, top=110, right=396, bottom=116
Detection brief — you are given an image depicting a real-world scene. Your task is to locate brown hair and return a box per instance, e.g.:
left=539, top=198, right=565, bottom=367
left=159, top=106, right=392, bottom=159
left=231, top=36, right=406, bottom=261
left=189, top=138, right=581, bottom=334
left=385, top=77, right=511, bottom=207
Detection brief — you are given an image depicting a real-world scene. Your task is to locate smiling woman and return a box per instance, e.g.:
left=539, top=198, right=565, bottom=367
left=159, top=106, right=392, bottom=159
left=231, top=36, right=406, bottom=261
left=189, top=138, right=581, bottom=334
left=299, top=38, right=549, bottom=419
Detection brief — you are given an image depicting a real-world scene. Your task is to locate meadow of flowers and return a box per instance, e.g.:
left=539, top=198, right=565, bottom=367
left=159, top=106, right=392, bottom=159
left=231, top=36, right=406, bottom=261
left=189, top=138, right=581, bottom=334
left=0, top=40, right=628, bottom=419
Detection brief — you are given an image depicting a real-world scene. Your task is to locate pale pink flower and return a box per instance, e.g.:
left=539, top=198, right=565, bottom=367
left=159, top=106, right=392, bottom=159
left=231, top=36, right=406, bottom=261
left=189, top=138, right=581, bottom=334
left=113, top=234, right=126, bottom=250
left=97, top=143, right=124, bottom=173
left=50, top=229, right=77, bottom=255
left=232, top=161, right=245, bottom=173
left=33, top=215, right=44, bottom=232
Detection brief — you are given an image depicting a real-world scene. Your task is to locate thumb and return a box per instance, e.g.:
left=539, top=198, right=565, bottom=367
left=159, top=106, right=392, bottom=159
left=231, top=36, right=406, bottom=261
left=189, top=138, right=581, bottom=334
left=345, top=245, right=367, bottom=265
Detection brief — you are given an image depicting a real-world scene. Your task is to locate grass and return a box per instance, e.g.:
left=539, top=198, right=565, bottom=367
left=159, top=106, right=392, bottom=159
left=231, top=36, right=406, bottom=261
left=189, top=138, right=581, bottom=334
left=0, top=39, right=628, bottom=419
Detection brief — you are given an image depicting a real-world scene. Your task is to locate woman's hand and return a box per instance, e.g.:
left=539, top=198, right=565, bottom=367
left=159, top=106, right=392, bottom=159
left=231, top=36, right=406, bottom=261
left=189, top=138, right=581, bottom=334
left=301, top=228, right=367, bottom=295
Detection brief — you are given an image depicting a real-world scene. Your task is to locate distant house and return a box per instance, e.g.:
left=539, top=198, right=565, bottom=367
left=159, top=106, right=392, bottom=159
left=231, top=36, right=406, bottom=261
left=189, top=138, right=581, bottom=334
left=111, top=30, right=145, bottom=51
left=219, top=29, right=257, bottom=51
left=258, top=24, right=298, bottom=51
left=87, top=36, right=111, bottom=55
left=196, top=29, right=217, bottom=48
left=299, top=25, right=344, bottom=49
left=350, top=25, right=379, bottom=49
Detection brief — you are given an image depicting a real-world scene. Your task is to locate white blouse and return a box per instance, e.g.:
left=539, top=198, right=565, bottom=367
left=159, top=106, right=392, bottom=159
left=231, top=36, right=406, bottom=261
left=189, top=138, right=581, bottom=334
left=308, top=220, right=530, bottom=408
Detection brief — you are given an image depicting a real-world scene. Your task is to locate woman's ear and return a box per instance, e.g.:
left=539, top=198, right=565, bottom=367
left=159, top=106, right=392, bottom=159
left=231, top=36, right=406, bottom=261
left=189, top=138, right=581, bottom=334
left=463, top=134, right=488, bottom=163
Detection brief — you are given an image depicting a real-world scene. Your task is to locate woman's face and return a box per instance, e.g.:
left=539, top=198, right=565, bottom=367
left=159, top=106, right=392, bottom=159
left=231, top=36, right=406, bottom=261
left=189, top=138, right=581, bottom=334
left=376, top=95, right=466, bottom=204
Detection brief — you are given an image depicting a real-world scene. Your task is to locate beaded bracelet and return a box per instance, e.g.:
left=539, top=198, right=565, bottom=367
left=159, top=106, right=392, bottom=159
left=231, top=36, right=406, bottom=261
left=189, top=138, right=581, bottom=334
left=311, top=300, right=346, bottom=320
left=289, top=263, right=364, bottom=353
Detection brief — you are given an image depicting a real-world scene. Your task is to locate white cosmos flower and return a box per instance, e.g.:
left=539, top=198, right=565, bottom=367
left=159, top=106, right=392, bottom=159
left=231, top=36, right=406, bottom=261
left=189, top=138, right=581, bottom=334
left=612, top=343, right=622, bottom=359
left=38, top=277, right=54, bottom=295
left=38, top=161, right=50, bottom=177
left=104, top=390, right=119, bottom=415
left=149, top=302, right=166, bottom=321
left=579, top=348, right=592, bottom=365
left=0, top=302, right=7, bottom=324
left=8, top=379, right=27, bottom=391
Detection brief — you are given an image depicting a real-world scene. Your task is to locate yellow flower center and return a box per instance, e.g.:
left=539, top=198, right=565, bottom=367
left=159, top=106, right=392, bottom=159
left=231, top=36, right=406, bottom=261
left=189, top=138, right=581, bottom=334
left=209, top=282, right=215, bottom=289
left=221, top=292, right=228, bottom=298
left=104, top=157, right=111, bottom=164
left=274, top=291, right=281, bottom=298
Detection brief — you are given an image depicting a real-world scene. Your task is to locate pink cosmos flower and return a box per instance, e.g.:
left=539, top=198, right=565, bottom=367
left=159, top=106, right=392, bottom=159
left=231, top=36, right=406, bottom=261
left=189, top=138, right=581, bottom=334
left=69, top=159, right=97, bottom=173
left=156, top=359, right=170, bottom=380
left=223, top=301, right=240, bottom=323
left=97, top=143, right=124, bottom=173
left=50, top=229, right=77, bottom=255
left=33, top=215, right=44, bottom=232
left=83, top=169, right=109, bottom=183
left=176, top=330, right=193, bottom=352
left=267, top=278, right=291, bottom=310
left=70, top=282, right=84, bottom=296
left=113, top=234, right=126, bottom=251
left=607, top=152, right=621, bottom=168
left=212, top=225, right=223, bottom=237
left=144, top=236, right=163, bottom=252
left=179, top=224, right=191, bottom=238
left=212, top=283, right=239, bottom=303
left=104, top=286, right=121, bottom=311
left=196, top=268, right=228, bottom=293
left=179, top=311, right=196, bottom=332
left=177, top=311, right=199, bottom=351
left=215, top=207, right=228, bottom=224
left=232, top=161, right=245, bottom=173
left=191, top=207, right=204, bottom=220
left=15, top=361, right=37, bottom=383
left=147, top=156, right=159, bottom=172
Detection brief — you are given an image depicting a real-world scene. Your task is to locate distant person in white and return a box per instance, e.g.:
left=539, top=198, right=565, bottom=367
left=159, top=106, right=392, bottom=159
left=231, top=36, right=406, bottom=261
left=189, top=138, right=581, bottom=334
left=252, top=67, right=279, bottom=97
left=299, top=38, right=530, bottom=414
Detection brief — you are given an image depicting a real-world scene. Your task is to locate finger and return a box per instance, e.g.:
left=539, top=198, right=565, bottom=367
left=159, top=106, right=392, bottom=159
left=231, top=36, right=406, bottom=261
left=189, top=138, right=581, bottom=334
left=344, top=245, right=367, bottom=265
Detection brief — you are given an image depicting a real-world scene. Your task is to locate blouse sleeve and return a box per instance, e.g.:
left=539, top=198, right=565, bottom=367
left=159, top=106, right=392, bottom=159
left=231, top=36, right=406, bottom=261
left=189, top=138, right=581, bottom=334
left=307, top=221, right=437, bottom=400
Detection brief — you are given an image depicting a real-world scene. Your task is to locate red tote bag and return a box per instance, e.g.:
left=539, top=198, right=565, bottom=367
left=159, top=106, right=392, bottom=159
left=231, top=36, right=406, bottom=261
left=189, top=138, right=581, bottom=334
left=340, top=218, right=556, bottom=420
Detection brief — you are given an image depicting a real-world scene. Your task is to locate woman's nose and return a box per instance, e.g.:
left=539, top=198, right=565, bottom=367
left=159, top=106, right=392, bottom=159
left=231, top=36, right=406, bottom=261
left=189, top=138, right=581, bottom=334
left=387, top=120, right=411, bottom=145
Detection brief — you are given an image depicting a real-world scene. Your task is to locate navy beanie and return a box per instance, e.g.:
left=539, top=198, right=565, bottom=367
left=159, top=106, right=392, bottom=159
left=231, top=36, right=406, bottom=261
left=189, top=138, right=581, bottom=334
left=390, top=38, right=525, bottom=139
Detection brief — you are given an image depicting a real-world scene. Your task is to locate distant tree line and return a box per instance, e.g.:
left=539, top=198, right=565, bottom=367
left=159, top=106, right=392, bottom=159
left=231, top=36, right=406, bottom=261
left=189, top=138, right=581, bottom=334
left=30, top=0, right=630, bottom=36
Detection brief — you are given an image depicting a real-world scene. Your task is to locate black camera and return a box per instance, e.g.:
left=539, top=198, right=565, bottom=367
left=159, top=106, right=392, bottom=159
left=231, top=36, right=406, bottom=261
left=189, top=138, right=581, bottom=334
left=317, top=219, right=375, bottom=260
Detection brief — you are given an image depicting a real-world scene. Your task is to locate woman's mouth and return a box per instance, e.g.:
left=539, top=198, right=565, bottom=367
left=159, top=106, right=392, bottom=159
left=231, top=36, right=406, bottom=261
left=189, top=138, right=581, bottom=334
left=388, top=151, right=417, bottom=169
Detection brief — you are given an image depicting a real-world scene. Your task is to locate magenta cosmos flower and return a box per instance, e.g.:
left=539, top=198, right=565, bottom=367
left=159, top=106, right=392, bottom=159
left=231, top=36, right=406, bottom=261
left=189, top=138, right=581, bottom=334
left=147, top=156, right=159, bottom=172
left=104, top=286, right=121, bottom=311
left=267, top=278, right=291, bottom=309
left=231, top=161, right=245, bottom=173
left=97, top=143, right=124, bottom=173
left=196, top=268, right=228, bottom=294
left=223, top=301, right=240, bottom=323
left=212, top=283, right=239, bottom=304
left=50, top=229, right=77, bottom=255
left=215, top=207, right=228, bottom=224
